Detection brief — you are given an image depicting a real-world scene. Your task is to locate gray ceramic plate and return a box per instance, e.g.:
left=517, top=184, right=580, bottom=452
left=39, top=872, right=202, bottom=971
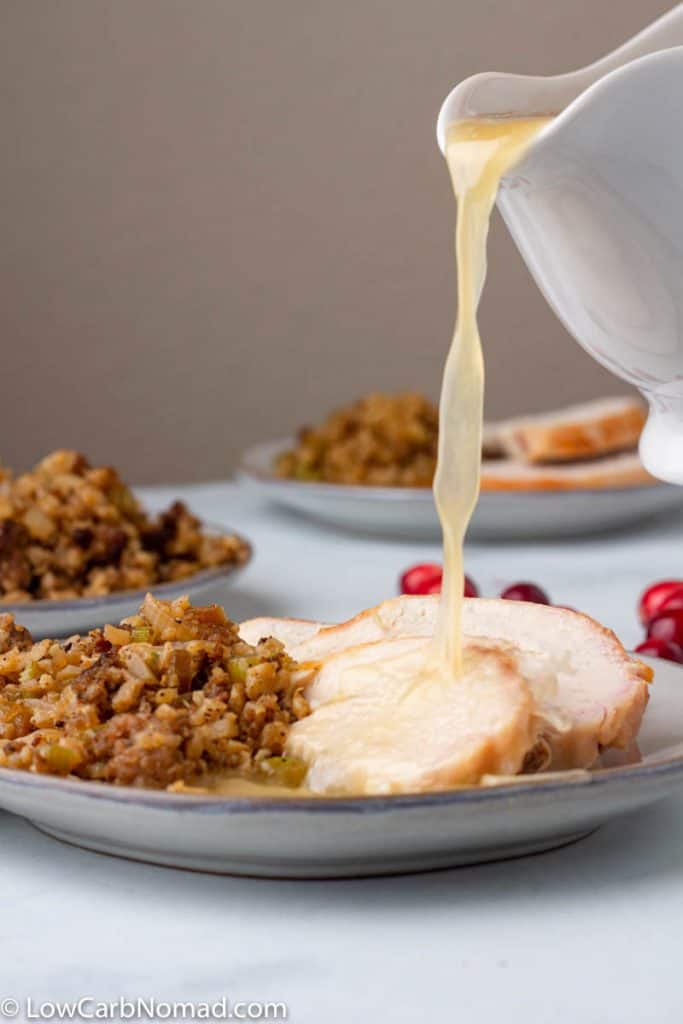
left=0, top=655, right=679, bottom=878
left=0, top=526, right=251, bottom=638
left=238, top=439, right=683, bottom=540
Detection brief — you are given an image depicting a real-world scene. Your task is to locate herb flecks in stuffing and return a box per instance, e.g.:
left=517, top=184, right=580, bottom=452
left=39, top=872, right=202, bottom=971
left=275, top=393, right=438, bottom=487
left=0, top=451, right=248, bottom=601
left=0, top=595, right=310, bottom=789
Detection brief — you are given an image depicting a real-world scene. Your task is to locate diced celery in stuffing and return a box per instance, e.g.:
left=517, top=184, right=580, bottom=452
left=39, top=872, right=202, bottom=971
left=262, top=756, right=307, bottom=788
left=19, top=662, right=41, bottom=684
left=130, top=626, right=152, bottom=643
left=44, top=744, right=80, bottom=774
left=228, top=656, right=259, bottom=685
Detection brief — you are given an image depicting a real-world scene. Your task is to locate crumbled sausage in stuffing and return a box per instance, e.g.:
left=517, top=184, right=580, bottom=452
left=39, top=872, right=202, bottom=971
left=0, top=595, right=309, bottom=789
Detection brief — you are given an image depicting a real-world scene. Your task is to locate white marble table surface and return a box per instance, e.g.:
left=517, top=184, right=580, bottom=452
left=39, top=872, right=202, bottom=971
left=3, top=482, right=683, bottom=1023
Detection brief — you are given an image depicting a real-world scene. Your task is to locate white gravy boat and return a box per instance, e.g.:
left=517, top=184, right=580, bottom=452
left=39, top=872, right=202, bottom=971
left=437, top=4, right=683, bottom=483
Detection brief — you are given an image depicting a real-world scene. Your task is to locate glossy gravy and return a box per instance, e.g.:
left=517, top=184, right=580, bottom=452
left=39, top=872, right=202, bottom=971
left=435, top=116, right=550, bottom=671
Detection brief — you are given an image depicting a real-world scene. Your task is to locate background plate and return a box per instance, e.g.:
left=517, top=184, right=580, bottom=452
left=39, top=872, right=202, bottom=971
left=0, top=526, right=251, bottom=637
left=238, top=439, right=683, bottom=541
left=0, top=654, right=678, bottom=878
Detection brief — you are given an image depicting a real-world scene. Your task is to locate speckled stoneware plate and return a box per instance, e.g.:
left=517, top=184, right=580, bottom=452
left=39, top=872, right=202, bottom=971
left=238, top=439, right=683, bottom=540
left=0, top=655, right=680, bottom=878
left=0, top=526, right=251, bottom=638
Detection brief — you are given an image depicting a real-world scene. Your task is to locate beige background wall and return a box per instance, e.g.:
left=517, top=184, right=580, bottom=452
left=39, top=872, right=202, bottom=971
left=0, top=0, right=670, bottom=482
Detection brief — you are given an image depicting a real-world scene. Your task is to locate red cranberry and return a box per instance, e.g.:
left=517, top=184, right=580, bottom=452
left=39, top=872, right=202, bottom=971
left=399, top=564, right=479, bottom=598
left=638, top=580, right=683, bottom=626
left=400, top=563, right=442, bottom=595
left=657, top=592, right=683, bottom=616
left=647, top=610, right=683, bottom=646
left=500, top=582, right=550, bottom=605
left=635, top=638, right=683, bottom=663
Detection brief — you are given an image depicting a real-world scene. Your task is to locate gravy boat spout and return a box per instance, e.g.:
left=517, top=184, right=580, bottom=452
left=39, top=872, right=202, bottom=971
left=437, top=4, right=683, bottom=484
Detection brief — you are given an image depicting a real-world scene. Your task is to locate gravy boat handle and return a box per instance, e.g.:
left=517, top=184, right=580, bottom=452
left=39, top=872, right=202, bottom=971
left=436, top=2, right=683, bottom=151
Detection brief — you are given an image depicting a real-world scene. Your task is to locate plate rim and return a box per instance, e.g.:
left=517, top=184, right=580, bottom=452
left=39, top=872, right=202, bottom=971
left=0, top=655, right=678, bottom=816
left=239, top=437, right=675, bottom=502
left=0, top=523, right=252, bottom=618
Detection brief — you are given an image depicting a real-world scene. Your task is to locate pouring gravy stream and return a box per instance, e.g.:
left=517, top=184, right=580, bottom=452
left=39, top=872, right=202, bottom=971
left=435, top=116, right=551, bottom=672
left=210, top=116, right=550, bottom=797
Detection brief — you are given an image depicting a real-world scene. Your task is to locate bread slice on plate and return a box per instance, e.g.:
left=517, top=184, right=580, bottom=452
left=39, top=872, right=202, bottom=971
left=241, top=597, right=651, bottom=794
left=485, top=396, right=646, bottom=465
left=480, top=449, right=654, bottom=491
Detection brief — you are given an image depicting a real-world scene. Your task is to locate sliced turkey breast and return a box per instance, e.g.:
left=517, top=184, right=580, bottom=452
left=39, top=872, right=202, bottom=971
left=239, top=616, right=323, bottom=650
left=486, top=396, right=646, bottom=465
left=241, top=597, right=651, bottom=775
left=286, top=636, right=538, bottom=794
left=479, top=450, right=653, bottom=491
